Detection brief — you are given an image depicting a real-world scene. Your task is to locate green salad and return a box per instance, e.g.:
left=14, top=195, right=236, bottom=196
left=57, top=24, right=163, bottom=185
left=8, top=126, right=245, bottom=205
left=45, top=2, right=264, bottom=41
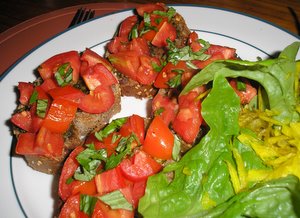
left=138, top=42, right=300, bottom=217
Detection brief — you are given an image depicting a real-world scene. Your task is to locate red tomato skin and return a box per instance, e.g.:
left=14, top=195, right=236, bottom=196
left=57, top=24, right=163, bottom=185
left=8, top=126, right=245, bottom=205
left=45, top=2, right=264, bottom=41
left=92, top=200, right=134, bottom=218
left=81, top=63, right=118, bottom=91
left=11, top=111, right=32, bottom=132
left=108, top=51, right=140, bottom=81
left=152, top=91, right=179, bottom=126
left=78, top=85, right=115, bottom=114
left=17, top=82, right=34, bottom=105
left=38, top=51, right=81, bottom=83
left=136, top=3, right=166, bottom=16
left=81, top=48, right=113, bottom=72
left=47, top=85, right=85, bottom=104
left=39, top=78, right=58, bottom=92
left=136, top=55, right=160, bottom=85
left=107, top=36, right=128, bottom=54
left=131, top=180, right=147, bottom=208
left=151, top=21, right=177, bottom=47
left=119, top=114, right=145, bottom=144
left=120, top=150, right=162, bottom=182
left=142, top=116, right=174, bottom=160
left=43, top=99, right=78, bottom=133
left=172, top=90, right=203, bottom=144
left=35, top=126, right=64, bottom=157
left=129, top=38, right=150, bottom=56
left=118, top=15, right=138, bottom=38
left=95, top=167, right=127, bottom=195
left=15, top=133, right=36, bottom=155
left=59, top=194, right=89, bottom=218
left=229, top=79, right=257, bottom=104
left=59, top=146, right=85, bottom=201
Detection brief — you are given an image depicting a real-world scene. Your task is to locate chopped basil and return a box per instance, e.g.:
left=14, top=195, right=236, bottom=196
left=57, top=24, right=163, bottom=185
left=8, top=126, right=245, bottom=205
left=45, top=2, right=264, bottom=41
left=167, top=69, right=184, bottom=88
left=65, top=177, right=74, bottom=185
left=153, top=7, right=176, bottom=21
left=167, top=74, right=182, bottom=88
left=237, top=80, right=247, bottom=91
left=172, top=135, right=181, bottom=161
left=29, top=90, right=38, bottom=104
left=36, top=99, right=48, bottom=118
left=154, top=107, right=165, bottom=116
left=129, top=24, right=139, bottom=40
left=167, top=39, right=211, bottom=66
left=95, top=117, right=127, bottom=141
left=74, top=144, right=107, bottom=181
left=54, top=62, right=73, bottom=86
left=98, top=190, right=133, bottom=211
left=152, top=62, right=163, bottom=72
left=105, top=134, right=137, bottom=170
left=139, top=12, right=158, bottom=37
left=80, top=194, right=98, bottom=216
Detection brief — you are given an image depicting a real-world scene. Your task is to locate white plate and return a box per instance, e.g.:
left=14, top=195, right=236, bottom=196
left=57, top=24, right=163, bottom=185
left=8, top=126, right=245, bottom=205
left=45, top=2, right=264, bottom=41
left=0, top=5, right=299, bottom=218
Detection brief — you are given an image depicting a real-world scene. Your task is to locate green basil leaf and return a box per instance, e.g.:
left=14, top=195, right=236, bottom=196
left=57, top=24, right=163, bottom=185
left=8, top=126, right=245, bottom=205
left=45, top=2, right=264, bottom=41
left=80, top=194, right=98, bottom=216
left=95, top=117, right=127, bottom=141
left=98, top=190, right=133, bottom=211
left=36, top=99, right=48, bottom=118
left=29, top=90, right=38, bottom=104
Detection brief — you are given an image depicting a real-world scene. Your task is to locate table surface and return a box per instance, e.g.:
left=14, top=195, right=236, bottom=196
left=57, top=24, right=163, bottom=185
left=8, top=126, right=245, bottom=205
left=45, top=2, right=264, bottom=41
left=1, top=0, right=300, bottom=76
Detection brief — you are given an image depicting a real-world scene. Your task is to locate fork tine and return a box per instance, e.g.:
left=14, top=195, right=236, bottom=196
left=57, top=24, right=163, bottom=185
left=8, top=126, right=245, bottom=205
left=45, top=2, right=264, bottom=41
left=68, top=8, right=84, bottom=28
left=82, top=9, right=92, bottom=22
left=68, top=8, right=95, bottom=28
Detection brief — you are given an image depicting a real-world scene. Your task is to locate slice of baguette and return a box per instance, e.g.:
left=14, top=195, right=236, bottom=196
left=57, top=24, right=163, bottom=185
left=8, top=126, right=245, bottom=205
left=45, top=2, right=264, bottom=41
left=107, top=5, right=191, bottom=99
left=13, top=82, right=121, bottom=174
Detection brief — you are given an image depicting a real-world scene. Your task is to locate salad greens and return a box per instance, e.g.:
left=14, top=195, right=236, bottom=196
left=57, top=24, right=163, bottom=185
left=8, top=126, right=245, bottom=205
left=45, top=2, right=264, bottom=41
left=138, top=42, right=300, bottom=217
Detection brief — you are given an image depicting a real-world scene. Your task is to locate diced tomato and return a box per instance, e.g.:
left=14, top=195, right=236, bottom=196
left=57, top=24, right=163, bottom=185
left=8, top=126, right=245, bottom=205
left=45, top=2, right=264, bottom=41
left=38, top=51, right=81, bottom=83
left=193, top=45, right=236, bottom=69
left=35, top=126, right=64, bottom=157
left=81, top=48, right=114, bottom=72
left=120, top=150, right=162, bottom=182
left=172, top=90, right=202, bottom=144
left=59, top=146, right=85, bottom=201
left=43, top=99, right=77, bottom=133
left=131, top=180, right=147, bottom=208
left=47, top=85, right=85, bottom=104
left=119, top=114, right=145, bottom=145
left=81, top=63, right=118, bottom=91
left=136, top=55, right=160, bottom=85
left=29, top=103, right=44, bottom=133
left=108, top=51, right=140, bottom=81
left=129, top=38, right=150, bottom=56
left=78, top=85, right=115, bottom=114
left=229, top=79, right=257, bottom=104
left=11, top=111, right=32, bottom=132
left=118, top=15, right=138, bottom=38
left=151, top=21, right=176, bottom=47
left=95, top=167, right=127, bottom=195
left=35, top=86, right=51, bottom=101
left=39, top=78, right=58, bottom=92
left=17, top=82, right=34, bottom=105
left=59, top=194, right=89, bottom=218
left=136, top=3, right=166, bottom=16
left=107, top=36, right=129, bottom=54
left=92, top=199, right=134, bottom=218
left=71, top=179, right=97, bottom=199
left=142, top=116, right=174, bottom=160
left=15, top=133, right=37, bottom=155
left=154, top=61, right=193, bottom=88
left=152, top=90, right=178, bottom=126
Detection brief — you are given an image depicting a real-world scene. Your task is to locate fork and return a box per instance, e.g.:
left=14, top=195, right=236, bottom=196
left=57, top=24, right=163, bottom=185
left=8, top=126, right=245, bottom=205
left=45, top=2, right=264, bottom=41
left=68, top=8, right=95, bottom=28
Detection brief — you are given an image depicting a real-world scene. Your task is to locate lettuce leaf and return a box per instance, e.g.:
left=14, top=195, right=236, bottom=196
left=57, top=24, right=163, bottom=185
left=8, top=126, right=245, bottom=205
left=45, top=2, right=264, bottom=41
left=181, top=42, right=300, bottom=124
left=138, top=72, right=241, bottom=217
